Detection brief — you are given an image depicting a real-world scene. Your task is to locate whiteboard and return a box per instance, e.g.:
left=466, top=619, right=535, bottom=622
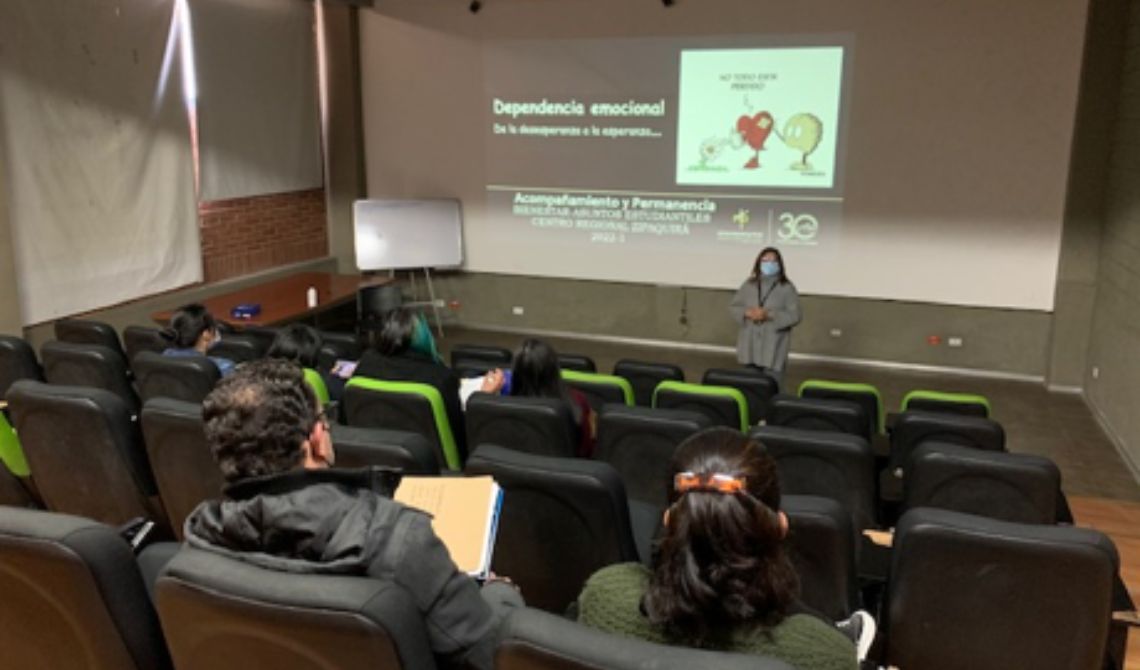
left=353, top=199, right=464, bottom=270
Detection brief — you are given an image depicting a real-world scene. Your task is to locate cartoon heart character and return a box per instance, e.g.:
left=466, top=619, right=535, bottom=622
left=736, top=112, right=774, bottom=169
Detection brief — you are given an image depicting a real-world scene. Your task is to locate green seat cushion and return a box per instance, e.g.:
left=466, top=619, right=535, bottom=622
left=652, top=380, right=749, bottom=431
left=0, top=413, right=29, bottom=477
left=901, top=390, right=991, bottom=417
left=561, top=369, right=635, bottom=406
left=303, top=368, right=330, bottom=406
left=798, top=379, right=885, bottom=434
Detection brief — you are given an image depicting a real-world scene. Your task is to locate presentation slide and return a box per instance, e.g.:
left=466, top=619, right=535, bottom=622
left=483, top=36, right=852, bottom=259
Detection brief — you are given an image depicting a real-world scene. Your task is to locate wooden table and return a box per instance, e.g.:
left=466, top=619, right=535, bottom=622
left=151, top=271, right=391, bottom=328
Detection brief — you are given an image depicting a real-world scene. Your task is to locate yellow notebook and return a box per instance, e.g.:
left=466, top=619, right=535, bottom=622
left=394, top=476, right=503, bottom=579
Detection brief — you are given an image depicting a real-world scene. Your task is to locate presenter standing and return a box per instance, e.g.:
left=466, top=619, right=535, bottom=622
left=730, top=247, right=801, bottom=386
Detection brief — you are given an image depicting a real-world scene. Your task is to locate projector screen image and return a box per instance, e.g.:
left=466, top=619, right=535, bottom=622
left=484, top=36, right=852, bottom=262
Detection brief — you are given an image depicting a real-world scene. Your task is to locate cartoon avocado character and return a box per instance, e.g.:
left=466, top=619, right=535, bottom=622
left=780, top=113, right=823, bottom=171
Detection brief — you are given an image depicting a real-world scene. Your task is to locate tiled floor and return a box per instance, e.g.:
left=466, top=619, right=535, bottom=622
left=439, top=326, right=1140, bottom=502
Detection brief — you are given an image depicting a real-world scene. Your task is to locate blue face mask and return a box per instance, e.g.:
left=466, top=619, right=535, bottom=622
left=760, top=260, right=781, bottom=277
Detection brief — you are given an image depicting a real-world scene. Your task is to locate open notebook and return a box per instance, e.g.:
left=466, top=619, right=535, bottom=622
left=394, top=476, right=503, bottom=579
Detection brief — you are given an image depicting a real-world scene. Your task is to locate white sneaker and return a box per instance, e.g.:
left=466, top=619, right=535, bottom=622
left=835, top=609, right=876, bottom=662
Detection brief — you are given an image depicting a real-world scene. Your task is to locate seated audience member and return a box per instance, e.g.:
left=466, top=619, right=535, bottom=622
left=509, top=338, right=596, bottom=458
left=161, top=303, right=236, bottom=377
left=576, top=427, right=857, bottom=670
left=353, top=308, right=469, bottom=457
left=266, top=324, right=345, bottom=401
left=184, top=359, right=522, bottom=669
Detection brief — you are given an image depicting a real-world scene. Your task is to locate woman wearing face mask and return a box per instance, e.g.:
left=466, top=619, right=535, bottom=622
left=729, top=247, right=801, bottom=386
left=160, top=303, right=237, bottom=377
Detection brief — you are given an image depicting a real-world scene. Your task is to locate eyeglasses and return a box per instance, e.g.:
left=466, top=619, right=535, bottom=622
left=673, top=471, right=746, bottom=495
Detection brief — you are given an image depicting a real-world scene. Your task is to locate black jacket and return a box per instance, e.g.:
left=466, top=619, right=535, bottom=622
left=184, top=468, right=516, bottom=669
left=353, top=349, right=468, bottom=460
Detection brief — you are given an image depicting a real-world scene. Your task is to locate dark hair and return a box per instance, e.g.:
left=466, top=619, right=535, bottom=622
left=267, top=324, right=323, bottom=369
left=509, top=339, right=582, bottom=421
left=643, top=427, right=798, bottom=647
left=750, top=247, right=790, bottom=284
left=162, top=303, right=217, bottom=349
left=202, top=358, right=319, bottom=484
left=373, top=307, right=440, bottom=361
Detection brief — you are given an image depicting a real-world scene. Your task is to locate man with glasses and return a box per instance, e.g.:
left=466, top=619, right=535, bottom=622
left=183, top=358, right=522, bottom=669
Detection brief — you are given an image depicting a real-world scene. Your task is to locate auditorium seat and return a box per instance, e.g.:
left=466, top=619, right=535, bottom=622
left=139, top=399, right=224, bottom=540
left=884, top=508, right=1117, bottom=670
left=799, top=379, right=884, bottom=438
left=783, top=495, right=860, bottom=620
left=652, top=380, right=748, bottom=431
left=236, top=326, right=279, bottom=354
left=157, top=546, right=433, bottom=670
left=133, top=351, right=221, bottom=404
left=901, top=389, right=991, bottom=418
left=595, top=404, right=709, bottom=508
left=0, top=507, right=172, bottom=669
left=903, top=443, right=1060, bottom=524
left=561, top=369, right=635, bottom=410
left=303, top=367, right=331, bottom=405
left=703, top=366, right=780, bottom=422
left=766, top=394, right=871, bottom=442
left=886, top=410, right=1006, bottom=496
left=557, top=353, right=597, bottom=373
left=451, top=343, right=513, bottom=369
left=344, top=377, right=462, bottom=470
left=494, top=607, right=795, bottom=670
left=122, top=325, right=168, bottom=363
left=0, top=334, right=43, bottom=398
left=0, top=458, right=34, bottom=506
left=751, top=425, right=877, bottom=531
left=0, top=409, right=30, bottom=480
left=317, top=330, right=362, bottom=371
left=210, top=333, right=265, bottom=363
left=328, top=423, right=440, bottom=475
left=41, top=340, right=139, bottom=414
left=466, top=393, right=578, bottom=459
left=357, top=283, right=404, bottom=335
left=466, top=445, right=642, bottom=613
left=54, top=318, right=128, bottom=362
left=8, top=380, right=164, bottom=528
left=613, top=359, right=684, bottom=407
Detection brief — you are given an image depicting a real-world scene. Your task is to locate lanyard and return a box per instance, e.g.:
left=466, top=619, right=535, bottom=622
left=758, top=281, right=777, bottom=308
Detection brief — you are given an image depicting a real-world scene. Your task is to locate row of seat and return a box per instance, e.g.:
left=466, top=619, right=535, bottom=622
left=0, top=500, right=1118, bottom=670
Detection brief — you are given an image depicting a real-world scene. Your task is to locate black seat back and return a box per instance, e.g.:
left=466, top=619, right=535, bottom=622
left=782, top=495, right=859, bottom=620
left=450, top=343, right=513, bottom=369
left=595, top=405, right=709, bottom=508
left=210, top=333, right=264, bottom=364
left=329, top=423, right=440, bottom=475
left=8, top=380, right=159, bottom=526
left=466, top=394, right=577, bottom=458
left=357, top=284, right=404, bottom=335
left=800, top=384, right=881, bottom=441
left=767, top=394, right=870, bottom=442
left=0, top=335, right=43, bottom=398
left=133, top=351, right=221, bottom=405
left=889, top=410, right=1006, bottom=476
left=317, top=331, right=362, bottom=372
left=140, top=399, right=223, bottom=539
left=562, top=377, right=628, bottom=412
left=157, top=546, right=434, bottom=670
left=41, top=340, right=139, bottom=413
left=236, top=326, right=279, bottom=355
left=703, top=367, right=779, bottom=422
left=653, top=384, right=743, bottom=431
left=466, top=445, right=639, bottom=612
left=54, top=318, right=126, bottom=359
left=612, top=359, right=684, bottom=407
left=495, top=607, right=795, bottom=670
left=342, top=383, right=449, bottom=469
left=557, top=353, right=596, bottom=373
left=751, top=425, right=876, bottom=531
left=904, top=443, right=1059, bottom=524
left=0, top=507, right=171, bottom=669
left=0, top=463, right=34, bottom=506
left=886, top=508, right=1117, bottom=670
left=122, top=325, right=168, bottom=363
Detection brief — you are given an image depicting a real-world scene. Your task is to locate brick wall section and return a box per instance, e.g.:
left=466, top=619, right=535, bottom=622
left=199, top=189, right=329, bottom=282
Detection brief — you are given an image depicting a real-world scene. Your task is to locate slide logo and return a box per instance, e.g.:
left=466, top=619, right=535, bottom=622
left=776, top=212, right=819, bottom=244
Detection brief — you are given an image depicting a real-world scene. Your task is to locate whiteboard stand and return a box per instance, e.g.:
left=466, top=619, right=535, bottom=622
left=401, top=268, right=445, bottom=338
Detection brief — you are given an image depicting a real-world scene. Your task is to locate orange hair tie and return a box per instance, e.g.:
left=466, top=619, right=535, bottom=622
left=674, top=471, right=747, bottom=495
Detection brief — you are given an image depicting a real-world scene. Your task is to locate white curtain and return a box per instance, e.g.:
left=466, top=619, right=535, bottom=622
left=0, top=0, right=201, bottom=325
left=192, top=0, right=323, bottom=201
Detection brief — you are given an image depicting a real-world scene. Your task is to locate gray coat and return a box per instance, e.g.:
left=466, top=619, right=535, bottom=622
left=730, top=277, right=802, bottom=372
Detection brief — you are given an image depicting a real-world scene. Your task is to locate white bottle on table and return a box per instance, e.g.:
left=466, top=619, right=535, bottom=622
left=306, top=286, right=318, bottom=308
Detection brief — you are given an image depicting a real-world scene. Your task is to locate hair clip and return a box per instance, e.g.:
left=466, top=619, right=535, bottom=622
left=674, top=471, right=746, bottom=495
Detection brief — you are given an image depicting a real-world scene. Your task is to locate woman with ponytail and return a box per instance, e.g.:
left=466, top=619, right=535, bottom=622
left=576, top=428, right=856, bottom=669
left=161, top=303, right=236, bottom=377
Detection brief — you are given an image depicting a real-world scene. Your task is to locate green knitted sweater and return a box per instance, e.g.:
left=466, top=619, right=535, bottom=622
left=577, top=563, right=856, bottom=670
